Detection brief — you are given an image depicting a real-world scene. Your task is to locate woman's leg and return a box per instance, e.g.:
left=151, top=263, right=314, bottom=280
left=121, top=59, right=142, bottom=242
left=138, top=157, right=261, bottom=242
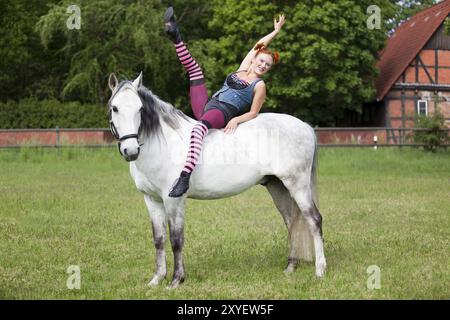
left=173, top=42, right=208, bottom=120
left=168, top=110, right=225, bottom=197
left=165, top=7, right=208, bottom=120
left=199, top=109, right=226, bottom=130
left=181, top=110, right=225, bottom=175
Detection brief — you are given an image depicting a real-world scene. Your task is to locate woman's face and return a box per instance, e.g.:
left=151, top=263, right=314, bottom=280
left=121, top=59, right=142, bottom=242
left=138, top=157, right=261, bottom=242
left=252, top=53, right=273, bottom=76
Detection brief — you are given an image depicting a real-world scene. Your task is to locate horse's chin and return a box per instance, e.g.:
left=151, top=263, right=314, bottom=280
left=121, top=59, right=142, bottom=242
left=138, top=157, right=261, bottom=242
left=124, top=153, right=139, bottom=162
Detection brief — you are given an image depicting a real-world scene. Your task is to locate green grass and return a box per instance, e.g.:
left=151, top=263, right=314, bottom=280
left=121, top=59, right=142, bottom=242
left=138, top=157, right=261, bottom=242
left=0, top=147, right=449, bottom=299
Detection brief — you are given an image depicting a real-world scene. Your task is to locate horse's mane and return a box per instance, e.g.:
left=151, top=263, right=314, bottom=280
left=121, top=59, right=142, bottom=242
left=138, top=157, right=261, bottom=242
left=109, top=80, right=191, bottom=138
left=138, top=85, right=191, bottom=137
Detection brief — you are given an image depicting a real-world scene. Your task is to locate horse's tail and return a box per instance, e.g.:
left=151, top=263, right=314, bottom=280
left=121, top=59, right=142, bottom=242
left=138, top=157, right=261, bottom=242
left=311, top=130, right=319, bottom=209
left=290, top=205, right=315, bottom=262
left=287, top=127, right=318, bottom=262
left=266, top=176, right=315, bottom=262
left=267, top=125, right=318, bottom=263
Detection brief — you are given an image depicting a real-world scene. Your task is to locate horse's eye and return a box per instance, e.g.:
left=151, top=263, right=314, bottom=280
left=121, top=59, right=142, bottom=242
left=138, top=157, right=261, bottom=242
left=112, top=106, right=118, bottom=113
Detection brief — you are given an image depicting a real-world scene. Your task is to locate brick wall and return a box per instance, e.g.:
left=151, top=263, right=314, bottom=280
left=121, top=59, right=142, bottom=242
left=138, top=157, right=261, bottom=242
left=315, top=130, right=387, bottom=145
left=0, top=129, right=390, bottom=147
left=0, top=130, right=114, bottom=147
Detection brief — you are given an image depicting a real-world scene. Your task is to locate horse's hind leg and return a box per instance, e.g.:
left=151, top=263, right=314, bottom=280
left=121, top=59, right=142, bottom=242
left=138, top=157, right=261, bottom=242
left=282, top=176, right=326, bottom=277
left=308, top=201, right=326, bottom=277
left=266, top=177, right=314, bottom=273
left=144, top=195, right=167, bottom=286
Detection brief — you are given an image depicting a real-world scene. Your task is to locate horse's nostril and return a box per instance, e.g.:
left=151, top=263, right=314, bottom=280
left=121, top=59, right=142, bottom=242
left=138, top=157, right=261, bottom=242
left=124, top=148, right=128, bottom=156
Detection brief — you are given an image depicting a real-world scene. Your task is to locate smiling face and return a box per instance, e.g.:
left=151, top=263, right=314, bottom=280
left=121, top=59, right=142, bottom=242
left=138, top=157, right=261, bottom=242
left=252, top=52, right=274, bottom=76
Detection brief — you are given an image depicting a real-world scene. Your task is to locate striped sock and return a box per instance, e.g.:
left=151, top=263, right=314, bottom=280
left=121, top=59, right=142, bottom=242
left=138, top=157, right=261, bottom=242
left=175, top=42, right=204, bottom=82
left=182, top=121, right=209, bottom=174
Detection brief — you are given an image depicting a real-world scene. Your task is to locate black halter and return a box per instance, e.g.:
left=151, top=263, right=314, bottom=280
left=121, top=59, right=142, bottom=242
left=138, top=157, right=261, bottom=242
left=108, top=84, right=144, bottom=157
left=108, top=109, right=143, bottom=157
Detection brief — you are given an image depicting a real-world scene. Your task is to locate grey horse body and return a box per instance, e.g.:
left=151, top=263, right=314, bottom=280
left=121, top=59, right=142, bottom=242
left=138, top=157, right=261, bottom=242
left=108, top=73, right=326, bottom=288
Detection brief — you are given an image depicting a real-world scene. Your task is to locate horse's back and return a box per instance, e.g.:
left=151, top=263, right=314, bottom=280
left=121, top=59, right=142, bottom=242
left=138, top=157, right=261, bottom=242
left=206, top=112, right=314, bottom=141
left=189, top=112, right=316, bottom=196
left=246, top=113, right=316, bottom=174
left=207, top=112, right=316, bottom=162
left=251, top=112, right=310, bottom=126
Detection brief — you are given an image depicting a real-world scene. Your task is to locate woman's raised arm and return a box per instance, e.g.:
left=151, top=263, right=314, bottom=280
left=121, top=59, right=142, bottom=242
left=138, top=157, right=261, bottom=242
left=238, top=14, right=285, bottom=71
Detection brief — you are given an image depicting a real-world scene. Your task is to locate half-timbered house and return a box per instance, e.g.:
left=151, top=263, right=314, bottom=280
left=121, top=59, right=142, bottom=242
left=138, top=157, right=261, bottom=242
left=375, top=0, right=450, bottom=142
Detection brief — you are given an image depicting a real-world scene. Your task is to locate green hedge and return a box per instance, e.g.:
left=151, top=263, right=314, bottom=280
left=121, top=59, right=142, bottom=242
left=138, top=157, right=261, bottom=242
left=414, top=112, right=450, bottom=152
left=0, top=99, right=109, bottom=128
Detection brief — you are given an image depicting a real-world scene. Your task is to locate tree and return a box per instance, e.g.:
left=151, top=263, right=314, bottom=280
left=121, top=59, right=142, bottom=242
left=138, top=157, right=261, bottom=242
left=390, top=0, right=441, bottom=30
left=35, top=0, right=208, bottom=107
left=190, top=0, right=395, bottom=125
left=7, top=0, right=441, bottom=126
left=0, top=0, right=60, bottom=102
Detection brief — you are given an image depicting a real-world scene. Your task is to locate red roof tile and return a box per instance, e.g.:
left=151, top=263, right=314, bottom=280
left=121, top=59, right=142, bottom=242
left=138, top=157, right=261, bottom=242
left=375, top=0, right=450, bottom=101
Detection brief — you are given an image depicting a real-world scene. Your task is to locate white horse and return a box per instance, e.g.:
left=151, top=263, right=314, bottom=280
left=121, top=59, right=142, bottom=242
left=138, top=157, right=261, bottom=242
left=108, top=72, right=326, bottom=288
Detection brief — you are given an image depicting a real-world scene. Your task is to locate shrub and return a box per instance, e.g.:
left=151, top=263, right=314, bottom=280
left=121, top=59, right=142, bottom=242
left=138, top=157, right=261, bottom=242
left=414, top=112, right=449, bottom=152
left=0, top=98, right=108, bottom=128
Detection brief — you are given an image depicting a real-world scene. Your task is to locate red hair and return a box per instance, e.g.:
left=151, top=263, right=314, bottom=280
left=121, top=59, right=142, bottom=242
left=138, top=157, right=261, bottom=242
left=254, top=43, right=280, bottom=64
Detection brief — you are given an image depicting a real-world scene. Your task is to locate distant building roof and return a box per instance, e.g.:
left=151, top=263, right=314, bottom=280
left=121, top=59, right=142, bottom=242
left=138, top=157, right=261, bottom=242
left=375, top=0, right=450, bottom=101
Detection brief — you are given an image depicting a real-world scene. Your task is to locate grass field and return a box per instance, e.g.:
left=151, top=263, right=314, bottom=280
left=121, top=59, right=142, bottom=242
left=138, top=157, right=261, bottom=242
left=0, top=147, right=448, bottom=299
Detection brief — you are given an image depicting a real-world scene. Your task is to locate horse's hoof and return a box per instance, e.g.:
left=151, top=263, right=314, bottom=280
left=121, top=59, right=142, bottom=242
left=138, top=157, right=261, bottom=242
left=315, top=259, right=327, bottom=278
left=166, top=283, right=178, bottom=290
left=166, top=277, right=185, bottom=289
left=284, top=264, right=296, bottom=274
left=148, top=274, right=165, bottom=286
left=284, top=258, right=298, bottom=274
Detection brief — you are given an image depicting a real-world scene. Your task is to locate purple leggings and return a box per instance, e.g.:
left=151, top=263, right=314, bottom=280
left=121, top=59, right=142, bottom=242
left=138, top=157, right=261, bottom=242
left=190, top=84, right=225, bottom=129
left=174, top=41, right=225, bottom=129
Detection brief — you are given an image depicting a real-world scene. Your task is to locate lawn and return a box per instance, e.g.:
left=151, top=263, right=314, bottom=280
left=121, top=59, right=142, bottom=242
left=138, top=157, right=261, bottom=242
left=0, top=147, right=448, bottom=299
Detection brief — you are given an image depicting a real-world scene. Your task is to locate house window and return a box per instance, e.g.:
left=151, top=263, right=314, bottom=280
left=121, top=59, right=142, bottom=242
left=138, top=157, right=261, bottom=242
left=417, top=100, right=428, bottom=116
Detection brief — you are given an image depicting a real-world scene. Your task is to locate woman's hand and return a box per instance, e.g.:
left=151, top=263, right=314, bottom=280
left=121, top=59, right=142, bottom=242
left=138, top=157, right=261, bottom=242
left=224, top=118, right=239, bottom=135
left=274, top=14, right=285, bottom=33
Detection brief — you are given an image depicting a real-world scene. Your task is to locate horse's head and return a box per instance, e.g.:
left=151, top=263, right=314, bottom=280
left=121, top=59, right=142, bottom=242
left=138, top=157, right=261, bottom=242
left=108, top=72, right=144, bottom=162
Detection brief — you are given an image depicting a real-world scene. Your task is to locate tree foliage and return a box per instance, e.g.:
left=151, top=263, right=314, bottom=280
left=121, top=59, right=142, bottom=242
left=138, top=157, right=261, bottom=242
left=445, top=16, right=450, bottom=35
left=0, top=98, right=107, bottom=128
left=35, top=0, right=179, bottom=104
left=0, top=0, right=60, bottom=101
left=389, top=0, right=440, bottom=30
left=0, top=0, right=445, bottom=127
left=192, top=0, right=396, bottom=125
left=414, top=112, right=449, bottom=152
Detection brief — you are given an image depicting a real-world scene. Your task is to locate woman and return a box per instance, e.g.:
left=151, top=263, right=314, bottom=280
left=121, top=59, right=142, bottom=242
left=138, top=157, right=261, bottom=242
left=165, top=6, right=285, bottom=197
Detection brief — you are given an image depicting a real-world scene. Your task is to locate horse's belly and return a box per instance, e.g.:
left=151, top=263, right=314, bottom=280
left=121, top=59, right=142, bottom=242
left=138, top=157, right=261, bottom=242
left=187, top=165, right=264, bottom=200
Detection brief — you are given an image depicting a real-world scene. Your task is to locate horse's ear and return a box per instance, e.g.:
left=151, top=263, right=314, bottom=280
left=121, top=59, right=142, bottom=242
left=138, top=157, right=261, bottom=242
left=109, top=73, right=118, bottom=92
left=132, top=71, right=143, bottom=89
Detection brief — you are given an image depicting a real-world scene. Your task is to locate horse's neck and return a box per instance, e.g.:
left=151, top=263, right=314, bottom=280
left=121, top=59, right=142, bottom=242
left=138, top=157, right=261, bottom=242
left=160, top=115, right=193, bottom=143
left=156, top=99, right=195, bottom=139
left=138, top=114, right=194, bottom=166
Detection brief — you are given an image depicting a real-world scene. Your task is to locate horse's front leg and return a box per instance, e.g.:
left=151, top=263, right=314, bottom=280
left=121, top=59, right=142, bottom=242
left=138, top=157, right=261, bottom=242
left=144, top=195, right=167, bottom=286
left=164, top=197, right=186, bottom=289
